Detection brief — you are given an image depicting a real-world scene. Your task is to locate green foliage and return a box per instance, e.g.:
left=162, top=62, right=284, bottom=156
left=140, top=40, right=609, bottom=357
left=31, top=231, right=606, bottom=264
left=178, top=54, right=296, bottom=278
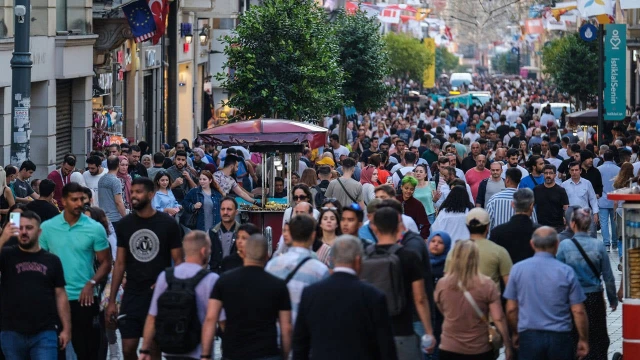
left=216, top=0, right=344, bottom=121
left=542, top=33, right=597, bottom=105
left=383, top=32, right=433, bottom=81
left=492, top=52, right=519, bottom=74
left=435, top=46, right=459, bottom=78
left=333, top=9, right=391, bottom=111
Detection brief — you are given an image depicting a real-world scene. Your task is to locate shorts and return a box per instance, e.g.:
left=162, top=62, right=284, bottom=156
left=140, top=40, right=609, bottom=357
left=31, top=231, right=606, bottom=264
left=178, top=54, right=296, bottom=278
left=118, top=291, right=153, bottom=339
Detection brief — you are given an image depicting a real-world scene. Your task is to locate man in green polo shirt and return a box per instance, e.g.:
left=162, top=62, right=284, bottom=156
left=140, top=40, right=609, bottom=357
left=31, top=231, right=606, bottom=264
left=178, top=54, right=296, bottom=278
left=40, top=182, right=112, bottom=360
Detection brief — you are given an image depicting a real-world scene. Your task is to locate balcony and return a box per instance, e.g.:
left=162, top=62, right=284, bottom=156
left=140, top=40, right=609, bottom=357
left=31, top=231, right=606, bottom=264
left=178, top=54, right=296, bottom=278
left=92, top=0, right=131, bottom=52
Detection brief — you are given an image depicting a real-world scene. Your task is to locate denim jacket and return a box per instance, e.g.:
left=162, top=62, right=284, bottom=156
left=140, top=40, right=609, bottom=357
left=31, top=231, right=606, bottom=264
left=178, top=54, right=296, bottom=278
left=556, top=232, right=618, bottom=307
left=151, top=190, right=180, bottom=212
left=182, top=187, right=222, bottom=231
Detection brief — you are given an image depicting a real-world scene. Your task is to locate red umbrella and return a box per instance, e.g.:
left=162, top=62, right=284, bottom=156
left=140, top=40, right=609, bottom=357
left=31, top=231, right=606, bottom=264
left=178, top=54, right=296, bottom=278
left=198, top=119, right=328, bottom=148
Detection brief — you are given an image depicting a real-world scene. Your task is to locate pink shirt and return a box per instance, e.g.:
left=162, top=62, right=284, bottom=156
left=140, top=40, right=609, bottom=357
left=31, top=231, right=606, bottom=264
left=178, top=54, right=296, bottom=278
left=465, top=168, right=490, bottom=202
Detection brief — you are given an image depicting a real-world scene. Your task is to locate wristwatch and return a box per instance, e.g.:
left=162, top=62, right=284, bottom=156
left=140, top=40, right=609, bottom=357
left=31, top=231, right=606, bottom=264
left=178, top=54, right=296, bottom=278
left=88, top=279, right=97, bottom=286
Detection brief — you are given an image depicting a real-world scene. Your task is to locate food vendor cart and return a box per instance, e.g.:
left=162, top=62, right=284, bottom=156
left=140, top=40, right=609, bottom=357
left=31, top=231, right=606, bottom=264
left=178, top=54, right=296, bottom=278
left=199, top=119, right=328, bottom=253
left=607, top=189, right=640, bottom=360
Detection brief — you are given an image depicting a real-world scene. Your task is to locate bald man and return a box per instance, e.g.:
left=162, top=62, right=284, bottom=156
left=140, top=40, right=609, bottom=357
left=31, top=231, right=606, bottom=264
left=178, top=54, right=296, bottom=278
left=140, top=231, right=223, bottom=360
left=202, top=235, right=293, bottom=359
left=274, top=202, right=314, bottom=256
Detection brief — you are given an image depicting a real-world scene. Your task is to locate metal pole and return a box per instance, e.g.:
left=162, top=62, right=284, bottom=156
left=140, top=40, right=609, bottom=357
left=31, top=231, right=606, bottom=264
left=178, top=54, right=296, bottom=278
left=10, top=0, right=32, bottom=165
left=161, top=34, right=166, bottom=144
left=598, top=24, right=605, bottom=146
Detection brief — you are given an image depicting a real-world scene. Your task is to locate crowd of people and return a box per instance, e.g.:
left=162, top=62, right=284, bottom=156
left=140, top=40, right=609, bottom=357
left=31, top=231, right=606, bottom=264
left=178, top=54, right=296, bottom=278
left=0, top=76, right=636, bottom=360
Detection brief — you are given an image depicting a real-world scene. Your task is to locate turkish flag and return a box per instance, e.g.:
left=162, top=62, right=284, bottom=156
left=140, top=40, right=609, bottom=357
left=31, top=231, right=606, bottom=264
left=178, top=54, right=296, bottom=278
left=148, top=0, right=168, bottom=44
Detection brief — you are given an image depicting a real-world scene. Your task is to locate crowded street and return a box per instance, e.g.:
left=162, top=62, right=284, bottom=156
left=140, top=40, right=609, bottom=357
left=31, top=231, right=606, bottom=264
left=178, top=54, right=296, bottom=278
left=1, top=0, right=640, bottom=359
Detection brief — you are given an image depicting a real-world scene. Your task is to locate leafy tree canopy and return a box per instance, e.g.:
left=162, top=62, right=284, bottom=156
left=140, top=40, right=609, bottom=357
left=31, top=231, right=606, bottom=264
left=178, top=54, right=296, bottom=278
left=216, top=0, right=344, bottom=121
left=383, top=32, right=433, bottom=81
left=435, top=46, right=459, bottom=78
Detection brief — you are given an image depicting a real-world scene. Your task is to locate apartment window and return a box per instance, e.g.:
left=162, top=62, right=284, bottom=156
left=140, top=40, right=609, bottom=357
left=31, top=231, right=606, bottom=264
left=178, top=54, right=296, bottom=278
left=212, top=18, right=235, bottom=30
left=31, top=0, right=48, bottom=36
left=0, top=0, right=12, bottom=38
left=57, top=0, right=89, bottom=34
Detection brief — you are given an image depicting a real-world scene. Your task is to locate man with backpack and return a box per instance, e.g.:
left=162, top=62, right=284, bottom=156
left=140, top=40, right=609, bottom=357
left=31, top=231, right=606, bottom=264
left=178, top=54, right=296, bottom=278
left=138, top=230, right=222, bottom=360
left=266, top=215, right=330, bottom=325
left=311, top=166, right=331, bottom=210
left=361, top=207, right=435, bottom=359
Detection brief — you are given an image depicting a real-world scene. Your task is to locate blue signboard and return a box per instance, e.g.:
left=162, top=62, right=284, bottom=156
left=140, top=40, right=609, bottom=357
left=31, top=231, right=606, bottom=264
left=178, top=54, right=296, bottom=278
left=579, top=23, right=597, bottom=42
left=604, top=24, right=627, bottom=121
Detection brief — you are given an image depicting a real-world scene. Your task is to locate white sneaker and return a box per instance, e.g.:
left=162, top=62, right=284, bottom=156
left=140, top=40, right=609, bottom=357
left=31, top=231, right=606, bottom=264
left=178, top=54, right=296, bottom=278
left=109, top=343, right=120, bottom=360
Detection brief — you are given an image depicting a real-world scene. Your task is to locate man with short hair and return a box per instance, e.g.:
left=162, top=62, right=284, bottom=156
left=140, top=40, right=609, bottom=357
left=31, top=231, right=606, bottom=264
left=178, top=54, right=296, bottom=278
left=14, top=160, right=39, bottom=203
left=325, top=157, right=364, bottom=208
left=504, top=227, right=589, bottom=360
left=83, top=155, right=107, bottom=206
left=490, top=188, right=540, bottom=264
left=446, top=208, right=513, bottom=288
left=368, top=185, right=419, bottom=234
left=562, top=162, right=599, bottom=237
left=558, top=144, right=581, bottom=180
left=106, top=177, right=184, bottom=360
left=273, top=177, right=287, bottom=198
left=465, top=153, right=490, bottom=202
left=201, top=235, right=293, bottom=360
left=102, top=143, right=121, bottom=168
left=40, top=182, right=112, bottom=359
left=487, top=167, right=537, bottom=230
left=502, top=148, right=529, bottom=179
left=293, top=235, right=397, bottom=360
left=547, top=144, right=563, bottom=170
left=266, top=215, right=329, bottom=326
left=139, top=231, right=222, bottom=360
left=172, top=141, right=194, bottom=168
left=147, top=152, right=166, bottom=181
left=47, top=155, right=76, bottom=210
left=598, top=151, right=620, bottom=251
left=127, top=145, right=148, bottom=179
left=518, top=155, right=545, bottom=191
left=213, top=155, right=257, bottom=204
left=461, top=142, right=483, bottom=173
left=421, top=138, right=441, bottom=166
left=580, top=150, right=603, bottom=198
left=330, top=134, right=350, bottom=159
left=391, top=152, right=421, bottom=187
left=208, top=197, right=240, bottom=273
left=166, top=150, right=197, bottom=203
left=367, top=207, right=435, bottom=358
left=311, top=166, right=331, bottom=210
left=360, top=137, right=379, bottom=168
left=534, top=165, right=569, bottom=232
left=99, top=156, right=127, bottom=224
left=26, top=179, right=59, bottom=222
left=0, top=211, right=72, bottom=358
left=475, top=162, right=505, bottom=208
left=340, top=205, right=370, bottom=247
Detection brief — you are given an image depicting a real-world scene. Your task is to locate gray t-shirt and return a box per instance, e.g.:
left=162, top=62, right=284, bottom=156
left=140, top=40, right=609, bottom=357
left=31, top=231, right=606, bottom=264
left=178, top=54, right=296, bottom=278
left=13, top=178, right=34, bottom=199
left=98, top=173, right=123, bottom=222
left=484, top=179, right=506, bottom=207
left=203, top=194, right=214, bottom=232
left=325, top=177, right=363, bottom=207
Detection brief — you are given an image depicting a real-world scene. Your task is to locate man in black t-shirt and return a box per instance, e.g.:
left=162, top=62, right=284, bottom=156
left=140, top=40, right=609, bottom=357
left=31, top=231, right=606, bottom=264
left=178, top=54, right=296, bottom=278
left=0, top=211, right=71, bottom=358
left=106, top=177, right=183, bottom=360
left=533, top=164, right=569, bottom=232
left=201, top=234, right=292, bottom=360
left=26, top=179, right=59, bottom=223
left=359, top=137, right=379, bottom=168
left=370, top=207, right=435, bottom=358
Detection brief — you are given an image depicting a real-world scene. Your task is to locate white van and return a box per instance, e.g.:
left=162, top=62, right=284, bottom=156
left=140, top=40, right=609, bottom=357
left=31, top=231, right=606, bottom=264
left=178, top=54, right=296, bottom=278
left=449, top=73, right=473, bottom=88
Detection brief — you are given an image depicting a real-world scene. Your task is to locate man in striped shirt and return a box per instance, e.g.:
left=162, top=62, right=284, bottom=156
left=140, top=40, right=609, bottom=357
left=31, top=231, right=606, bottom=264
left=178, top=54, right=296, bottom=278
left=487, top=167, right=538, bottom=231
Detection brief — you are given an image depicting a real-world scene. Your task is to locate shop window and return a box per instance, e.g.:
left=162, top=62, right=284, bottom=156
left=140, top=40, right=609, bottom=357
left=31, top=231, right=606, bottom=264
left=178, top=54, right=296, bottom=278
left=212, top=18, right=235, bottom=30
left=31, top=0, right=48, bottom=36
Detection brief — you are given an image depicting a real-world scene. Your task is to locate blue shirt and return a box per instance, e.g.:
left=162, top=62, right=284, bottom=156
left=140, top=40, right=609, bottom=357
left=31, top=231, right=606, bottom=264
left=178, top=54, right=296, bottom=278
left=556, top=232, right=618, bottom=307
left=561, top=178, right=599, bottom=213
left=358, top=224, right=377, bottom=244
left=503, top=252, right=586, bottom=333
left=518, top=174, right=544, bottom=191
left=598, top=161, right=620, bottom=209
left=152, top=190, right=180, bottom=212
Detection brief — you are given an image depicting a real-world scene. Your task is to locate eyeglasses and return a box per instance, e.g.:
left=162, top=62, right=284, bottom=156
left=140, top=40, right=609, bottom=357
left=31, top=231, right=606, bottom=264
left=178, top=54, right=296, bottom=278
left=292, top=195, right=308, bottom=201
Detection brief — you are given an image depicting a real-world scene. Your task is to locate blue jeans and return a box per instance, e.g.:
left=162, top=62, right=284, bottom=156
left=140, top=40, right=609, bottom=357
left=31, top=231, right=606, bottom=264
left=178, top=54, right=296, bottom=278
left=599, top=208, right=616, bottom=246
left=1, top=330, right=59, bottom=360
left=413, top=321, right=439, bottom=360
left=518, top=330, right=573, bottom=360
left=427, top=213, right=436, bottom=226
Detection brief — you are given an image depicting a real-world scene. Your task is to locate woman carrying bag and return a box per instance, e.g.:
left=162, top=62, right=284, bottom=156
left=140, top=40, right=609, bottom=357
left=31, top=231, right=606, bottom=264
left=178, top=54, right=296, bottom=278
left=181, top=170, right=223, bottom=232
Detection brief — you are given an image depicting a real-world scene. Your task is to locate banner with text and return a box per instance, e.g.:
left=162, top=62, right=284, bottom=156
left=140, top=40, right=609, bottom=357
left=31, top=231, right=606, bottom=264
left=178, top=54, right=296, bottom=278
left=604, top=24, right=626, bottom=121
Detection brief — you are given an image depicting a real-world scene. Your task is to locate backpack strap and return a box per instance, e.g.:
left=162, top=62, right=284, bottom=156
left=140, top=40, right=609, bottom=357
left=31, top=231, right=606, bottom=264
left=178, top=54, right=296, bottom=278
left=365, top=244, right=376, bottom=256
left=387, top=243, right=403, bottom=255
left=165, top=267, right=210, bottom=291
left=395, top=169, right=405, bottom=182
left=285, top=257, right=312, bottom=284
left=185, top=269, right=211, bottom=290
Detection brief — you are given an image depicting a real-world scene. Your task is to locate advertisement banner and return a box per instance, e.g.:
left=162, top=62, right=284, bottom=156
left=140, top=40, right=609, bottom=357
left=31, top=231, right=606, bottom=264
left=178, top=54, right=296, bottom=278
left=524, top=19, right=544, bottom=34
left=423, top=38, right=436, bottom=89
left=604, top=24, right=626, bottom=121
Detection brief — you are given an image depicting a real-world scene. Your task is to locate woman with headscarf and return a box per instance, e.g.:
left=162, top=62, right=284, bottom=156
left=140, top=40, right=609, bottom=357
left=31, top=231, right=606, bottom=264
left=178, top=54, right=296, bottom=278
left=428, top=230, right=452, bottom=360
left=359, top=165, right=378, bottom=205
left=116, top=155, right=132, bottom=213
left=396, top=176, right=431, bottom=239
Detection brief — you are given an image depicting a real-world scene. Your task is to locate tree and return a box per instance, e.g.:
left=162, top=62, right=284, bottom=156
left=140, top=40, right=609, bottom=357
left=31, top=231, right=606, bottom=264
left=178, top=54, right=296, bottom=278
left=216, top=0, right=344, bottom=121
left=492, top=52, right=518, bottom=74
left=435, top=46, right=459, bottom=77
left=333, top=9, right=391, bottom=111
left=542, top=33, right=597, bottom=108
left=384, top=32, right=433, bottom=81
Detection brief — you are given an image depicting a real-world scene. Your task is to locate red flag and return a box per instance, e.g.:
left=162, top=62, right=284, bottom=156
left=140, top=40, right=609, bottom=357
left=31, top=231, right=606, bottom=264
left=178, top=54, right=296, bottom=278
left=148, top=0, right=168, bottom=44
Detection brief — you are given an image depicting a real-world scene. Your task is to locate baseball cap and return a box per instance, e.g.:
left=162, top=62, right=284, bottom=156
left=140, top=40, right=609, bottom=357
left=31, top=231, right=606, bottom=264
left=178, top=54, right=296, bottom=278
left=316, top=157, right=335, bottom=167
left=466, top=208, right=490, bottom=226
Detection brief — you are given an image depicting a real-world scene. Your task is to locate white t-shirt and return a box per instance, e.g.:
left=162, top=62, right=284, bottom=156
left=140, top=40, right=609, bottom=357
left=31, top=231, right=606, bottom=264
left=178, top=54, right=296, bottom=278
left=540, top=113, right=556, bottom=128
left=501, top=164, right=530, bottom=179
left=463, top=132, right=480, bottom=143
left=332, top=145, right=350, bottom=159
left=83, top=168, right=108, bottom=206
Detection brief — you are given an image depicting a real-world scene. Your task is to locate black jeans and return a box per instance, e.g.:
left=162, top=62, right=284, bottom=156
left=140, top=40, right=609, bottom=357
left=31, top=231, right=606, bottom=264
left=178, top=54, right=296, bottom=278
left=69, top=298, right=100, bottom=360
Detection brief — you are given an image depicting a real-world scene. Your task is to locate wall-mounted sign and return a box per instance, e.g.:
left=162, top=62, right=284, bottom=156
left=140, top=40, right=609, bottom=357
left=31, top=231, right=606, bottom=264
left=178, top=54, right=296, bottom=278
left=604, top=24, right=626, bottom=121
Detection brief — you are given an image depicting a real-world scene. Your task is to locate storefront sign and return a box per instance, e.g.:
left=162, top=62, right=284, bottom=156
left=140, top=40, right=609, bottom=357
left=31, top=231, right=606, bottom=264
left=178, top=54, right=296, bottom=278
left=604, top=24, right=626, bottom=121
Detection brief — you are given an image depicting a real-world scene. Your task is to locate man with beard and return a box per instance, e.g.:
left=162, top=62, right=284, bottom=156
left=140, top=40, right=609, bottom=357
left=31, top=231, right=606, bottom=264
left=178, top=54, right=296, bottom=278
left=501, top=148, right=529, bottom=179
left=534, top=165, right=570, bottom=233
left=127, top=145, right=149, bottom=179
left=40, top=183, right=112, bottom=359
left=214, top=155, right=259, bottom=204
left=106, top=177, right=184, bottom=360
left=46, top=154, right=76, bottom=210
left=518, top=155, right=545, bottom=191
left=82, top=155, right=107, bottom=206
left=0, top=211, right=71, bottom=358
left=166, top=150, right=197, bottom=203
left=209, top=197, right=241, bottom=273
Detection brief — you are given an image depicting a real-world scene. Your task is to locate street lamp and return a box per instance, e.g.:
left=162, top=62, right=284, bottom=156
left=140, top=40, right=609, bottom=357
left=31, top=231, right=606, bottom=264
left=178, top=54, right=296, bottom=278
left=199, top=28, right=208, bottom=45
left=184, top=33, right=193, bottom=44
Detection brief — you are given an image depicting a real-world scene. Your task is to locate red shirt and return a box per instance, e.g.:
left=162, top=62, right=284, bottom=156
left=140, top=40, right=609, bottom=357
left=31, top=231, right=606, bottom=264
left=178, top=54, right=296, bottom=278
left=46, top=169, right=71, bottom=210
left=465, top=168, right=490, bottom=202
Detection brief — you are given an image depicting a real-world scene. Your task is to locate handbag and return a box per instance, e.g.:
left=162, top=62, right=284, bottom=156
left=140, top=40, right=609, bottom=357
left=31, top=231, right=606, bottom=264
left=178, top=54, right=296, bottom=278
left=183, top=208, right=200, bottom=230
left=458, top=281, right=504, bottom=351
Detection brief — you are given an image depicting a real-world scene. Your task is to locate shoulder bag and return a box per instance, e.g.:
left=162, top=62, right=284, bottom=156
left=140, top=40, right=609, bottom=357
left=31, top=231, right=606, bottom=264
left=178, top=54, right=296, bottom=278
left=336, top=178, right=358, bottom=204
left=570, top=238, right=601, bottom=278
left=285, top=257, right=312, bottom=283
left=458, top=281, right=504, bottom=351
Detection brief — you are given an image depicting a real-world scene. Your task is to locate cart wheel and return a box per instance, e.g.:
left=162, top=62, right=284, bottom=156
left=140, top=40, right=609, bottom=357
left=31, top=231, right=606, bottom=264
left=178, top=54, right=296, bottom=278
left=613, top=352, right=623, bottom=360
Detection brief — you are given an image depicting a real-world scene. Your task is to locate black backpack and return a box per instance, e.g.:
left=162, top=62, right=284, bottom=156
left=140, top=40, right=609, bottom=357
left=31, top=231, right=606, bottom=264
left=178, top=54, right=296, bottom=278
left=395, top=169, right=405, bottom=196
left=154, top=268, right=210, bottom=354
left=314, top=183, right=328, bottom=210
left=359, top=244, right=406, bottom=316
